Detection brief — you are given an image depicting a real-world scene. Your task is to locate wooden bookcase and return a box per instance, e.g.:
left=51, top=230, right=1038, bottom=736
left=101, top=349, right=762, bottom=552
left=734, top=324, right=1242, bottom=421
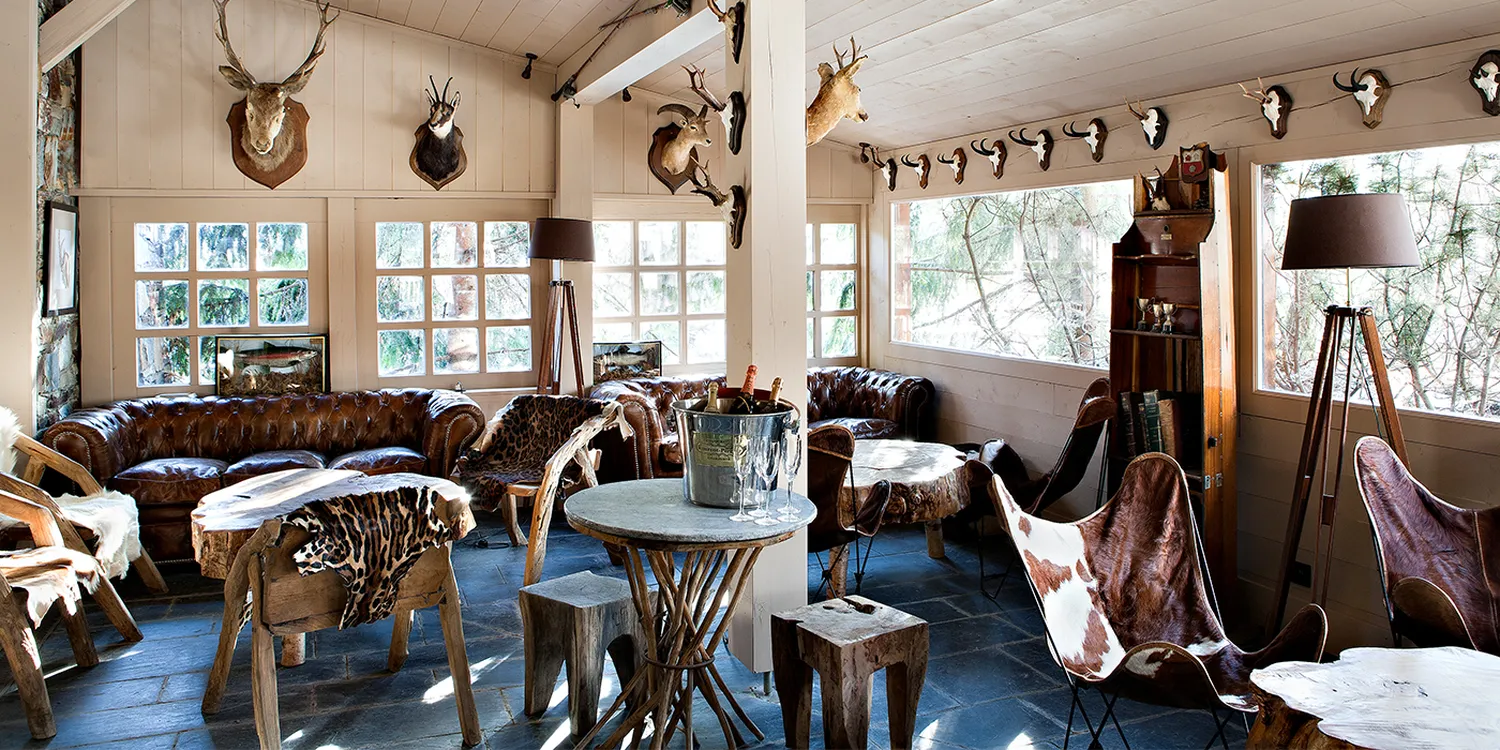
left=1107, top=148, right=1238, bottom=594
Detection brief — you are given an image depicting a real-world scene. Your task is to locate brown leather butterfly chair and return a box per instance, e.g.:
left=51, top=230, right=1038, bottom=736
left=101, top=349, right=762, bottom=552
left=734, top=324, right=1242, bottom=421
left=961, top=376, right=1113, bottom=596
left=993, top=453, right=1328, bottom=750
left=1354, top=436, right=1500, bottom=654
left=805, top=424, right=893, bottom=598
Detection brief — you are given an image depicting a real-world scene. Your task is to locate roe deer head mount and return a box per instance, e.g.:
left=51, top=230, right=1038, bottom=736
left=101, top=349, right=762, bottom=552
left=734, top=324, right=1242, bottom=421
left=807, top=37, right=868, bottom=147
left=1240, top=78, right=1293, bottom=139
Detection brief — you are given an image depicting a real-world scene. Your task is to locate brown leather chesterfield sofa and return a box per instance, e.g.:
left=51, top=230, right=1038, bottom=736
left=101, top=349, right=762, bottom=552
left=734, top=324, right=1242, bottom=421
left=39, top=389, right=484, bottom=562
left=588, top=366, right=935, bottom=482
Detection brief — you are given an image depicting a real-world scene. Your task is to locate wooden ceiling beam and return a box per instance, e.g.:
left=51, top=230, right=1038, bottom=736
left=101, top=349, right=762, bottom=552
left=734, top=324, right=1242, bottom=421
left=39, top=0, right=140, bottom=72
left=560, top=4, right=720, bottom=106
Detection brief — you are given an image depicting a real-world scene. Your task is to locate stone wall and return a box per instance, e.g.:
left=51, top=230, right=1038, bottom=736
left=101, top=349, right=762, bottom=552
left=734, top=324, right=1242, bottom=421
left=36, top=0, right=81, bottom=428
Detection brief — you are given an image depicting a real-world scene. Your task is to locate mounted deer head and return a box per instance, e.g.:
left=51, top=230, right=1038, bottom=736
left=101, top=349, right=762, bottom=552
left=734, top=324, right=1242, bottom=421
left=1009, top=128, right=1053, bottom=171
left=705, top=0, right=745, bottom=65
left=859, top=142, right=898, bottom=192
left=1062, top=118, right=1107, bottom=162
left=685, top=65, right=745, bottom=154
left=649, top=102, right=713, bottom=192
left=411, top=76, right=467, bottom=190
left=1471, top=51, right=1500, bottom=116
left=807, top=37, right=868, bottom=147
left=936, top=148, right=967, bottom=184
left=1142, top=168, right=1171, bottom=211
left=1332, top=68, right=1390, bottom=128
left=688, top=159, right=747, bottom=249
left=213, top=0, right=337, bottom=188
left=901, top=154, right=931, bottom=189
left=1126, top=101, right=1168, bottom=150
left=970, top=138, right=1007, bottom=179
left=1240, top=77, right=1292, bottom=139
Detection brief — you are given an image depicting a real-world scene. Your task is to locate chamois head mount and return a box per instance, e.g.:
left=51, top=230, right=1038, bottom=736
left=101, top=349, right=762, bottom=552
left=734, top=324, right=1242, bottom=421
left=1062, top=118, right=1107, bottom=163
left=411, top=76, right=467, bottom=190
left=970, top=138, right=1007, bottom=179
left=1332, top=68, right=1391, bottom=129
left=901, top=154, right=931, bottom=189
left=1009, top=128, right=1053, bottom=171
left=936, top=148, right=967, bottom=184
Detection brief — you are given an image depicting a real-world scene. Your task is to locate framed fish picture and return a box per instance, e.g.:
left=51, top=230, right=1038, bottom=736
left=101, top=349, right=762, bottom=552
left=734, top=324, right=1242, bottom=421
left=593, top=340, right=664, bottom=383
left=215, top=334, right=328, bottom=397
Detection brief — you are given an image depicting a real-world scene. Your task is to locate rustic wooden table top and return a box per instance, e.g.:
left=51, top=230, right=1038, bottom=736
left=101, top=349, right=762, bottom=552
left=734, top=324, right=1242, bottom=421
left=564, top=478, right=814, bottom=550
left=841, top=439, right=968, bottom=524
left=190, top=469, right=472, bottom=579
left=1249, top=646, right=1500, bottom=750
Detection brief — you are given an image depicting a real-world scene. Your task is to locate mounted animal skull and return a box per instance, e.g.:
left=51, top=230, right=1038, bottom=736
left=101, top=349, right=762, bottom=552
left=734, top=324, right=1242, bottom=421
left=970, top=138, right=1007, bottom=179
left=705, top=0, right=745, bottom=65
left=936, top=148, right=967, bottom=184
left=1332, top=68, right=1390, bottom=129
left=410, top=76, right=467, bottom=190
left=1009, top=128, right=1053, bottom=171
left=1471, top=51, right=1500, bottom=116
left=1142, top=168, right=1171, bottom=211
left=684, top=65, right=745, bottom=154
left=1062, top=118, right=1107, bottom=162
left=901, top=154, right=931, bottom=189
left=212, top=0, right=337, bottom=189
left=1126, top=101, right=1168, bottom=150
left=687, top=159, right=747, bottom=249
left=859, top=142, right=898, bottom=192
left=649, top=102, right=712, bottom=192
left=806, top=37, right=868, bottom=147
left=1240, top=78, right=1292, bottom=139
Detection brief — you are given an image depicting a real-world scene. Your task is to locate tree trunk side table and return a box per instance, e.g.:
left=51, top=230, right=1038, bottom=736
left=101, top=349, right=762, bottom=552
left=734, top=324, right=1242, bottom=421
left=564, top=478, right=815, bottom=750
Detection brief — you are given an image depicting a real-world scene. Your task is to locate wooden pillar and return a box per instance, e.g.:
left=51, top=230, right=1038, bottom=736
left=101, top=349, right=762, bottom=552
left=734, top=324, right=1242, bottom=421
left=723, top=0, right=808, bottom=674
left=0, top=2, right=40, bottom=429
left=554, top=102, right=594, bottom=395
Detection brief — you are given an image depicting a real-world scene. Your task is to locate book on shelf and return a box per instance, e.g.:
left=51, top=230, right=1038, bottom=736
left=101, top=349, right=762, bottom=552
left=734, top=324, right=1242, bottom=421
left=1117, top=392, right=1139, bottom=457
left=1142, top=391, right=1163, bottom=453
left=1158, top=397, right=1182, bottom=460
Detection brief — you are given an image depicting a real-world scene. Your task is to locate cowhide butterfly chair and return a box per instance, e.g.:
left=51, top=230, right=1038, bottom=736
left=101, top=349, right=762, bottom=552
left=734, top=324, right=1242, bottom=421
left=993, top=453, right=1328, bottom=750
left=1354, top=436, right=1500, bottom=654
left=960, top=376, right=1113, bottom=598
left=452, top=395, right=629, bottom=586
left=804, top=423, right=893, bottom=598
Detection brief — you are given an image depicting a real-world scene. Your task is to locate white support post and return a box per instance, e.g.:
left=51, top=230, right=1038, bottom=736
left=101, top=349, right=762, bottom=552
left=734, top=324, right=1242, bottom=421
left=555, top=103, right=595, bottom=395
left=1, top=2, right=40, bottom=429
left=724, top=0, right=809, bottom=674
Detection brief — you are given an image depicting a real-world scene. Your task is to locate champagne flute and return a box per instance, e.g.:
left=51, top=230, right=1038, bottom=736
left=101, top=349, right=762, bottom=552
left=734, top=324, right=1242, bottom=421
left=778, top=427, right=804, bottom=521
left=752, top=437, right=782, bottom=526
left=729, top=436, right=753, bottom=523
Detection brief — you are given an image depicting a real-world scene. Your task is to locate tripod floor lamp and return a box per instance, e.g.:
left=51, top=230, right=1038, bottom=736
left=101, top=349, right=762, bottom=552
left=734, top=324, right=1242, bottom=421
left=1266, top=193, right=1419, bottom=636
left=530, top=217, right=595, bottom=395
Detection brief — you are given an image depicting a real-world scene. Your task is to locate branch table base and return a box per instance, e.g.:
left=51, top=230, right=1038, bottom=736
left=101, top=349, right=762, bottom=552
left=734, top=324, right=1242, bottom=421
left=565, top=479, right=815, bottom=750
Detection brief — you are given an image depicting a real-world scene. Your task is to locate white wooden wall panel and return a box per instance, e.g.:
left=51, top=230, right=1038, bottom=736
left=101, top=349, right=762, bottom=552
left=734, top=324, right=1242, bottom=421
left=81, top=0, right=556, bottom=194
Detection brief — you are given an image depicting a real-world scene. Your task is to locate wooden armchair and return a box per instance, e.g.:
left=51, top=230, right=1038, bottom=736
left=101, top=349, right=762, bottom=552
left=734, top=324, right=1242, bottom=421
left=0, top=430, right=156, bottom=642
left=0, top=489, right=106, bottom=739
left=1354, top=436, right=1500, bottom=654
left=992, top=453, right=1328, bottom=750
left=805, top=424, right=894, bottom=598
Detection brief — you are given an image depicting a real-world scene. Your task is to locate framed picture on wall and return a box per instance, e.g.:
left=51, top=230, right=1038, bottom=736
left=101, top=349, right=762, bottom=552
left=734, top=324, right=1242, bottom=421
left=215, top=334, right=328, bottom=397
left=42, top=201, right=78, bottom=317
left=593, top=341, right=664, bottom=383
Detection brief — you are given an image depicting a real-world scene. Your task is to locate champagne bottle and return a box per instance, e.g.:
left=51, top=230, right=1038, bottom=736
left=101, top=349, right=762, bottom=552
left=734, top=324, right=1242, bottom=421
left=739, top=365, right=758, bottom=396
left=755, top=377, right=785, bottom=413
left=699, top=383, right=721, bottom=413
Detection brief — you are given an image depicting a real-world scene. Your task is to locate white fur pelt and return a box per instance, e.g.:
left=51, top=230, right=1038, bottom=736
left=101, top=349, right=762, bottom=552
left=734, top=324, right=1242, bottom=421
left=0, top=547, right=101, bottom=627
left=51, top=491, right=143, bottom=580
left=0, top=406, right=21, bottom=475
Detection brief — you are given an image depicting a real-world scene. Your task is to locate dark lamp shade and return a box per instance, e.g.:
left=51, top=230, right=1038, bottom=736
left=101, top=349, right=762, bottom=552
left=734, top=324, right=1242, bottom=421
left=529, top=217, right=595, bottom=262
left=1281, top=193, right=1419, bottom=270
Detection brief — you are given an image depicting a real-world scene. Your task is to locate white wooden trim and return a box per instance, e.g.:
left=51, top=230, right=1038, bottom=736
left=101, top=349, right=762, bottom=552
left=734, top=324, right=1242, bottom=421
left=39, top=0, right=139, bottom=72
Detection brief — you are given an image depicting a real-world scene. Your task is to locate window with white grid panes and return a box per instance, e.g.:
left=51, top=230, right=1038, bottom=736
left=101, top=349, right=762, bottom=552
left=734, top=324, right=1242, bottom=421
left=130, top=219, right=320, bottom=390
left=591, top=219, right=728, bottom=370
left=369, top=219, right=538, bottom=384
left=807, top=206, right=862, bottom=365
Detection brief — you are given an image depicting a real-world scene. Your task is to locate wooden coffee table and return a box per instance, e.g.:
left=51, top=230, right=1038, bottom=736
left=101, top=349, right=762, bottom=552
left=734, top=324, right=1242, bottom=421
left=840, top=439, right=968, bottom=559
left=191, top=469, right=472, bottom=714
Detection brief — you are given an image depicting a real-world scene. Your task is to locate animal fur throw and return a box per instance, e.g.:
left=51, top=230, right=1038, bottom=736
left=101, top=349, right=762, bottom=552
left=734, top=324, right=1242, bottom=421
left=285, top=484, right=452, bottom=629
left=0, top=547, right=101, bottom=627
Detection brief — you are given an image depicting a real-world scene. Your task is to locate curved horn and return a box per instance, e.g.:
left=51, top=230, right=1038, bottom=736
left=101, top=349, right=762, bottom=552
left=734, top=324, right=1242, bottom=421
left=1126, top=100, right=1146, bottom=120
left=936, top=151, right=955, bottom=164
left=1062, top=121, right=1086, bottom=138
left=657, top=103, right=697, bottom=123
left=442, top=76, right=453, bottom=102
left=901, top=155, right=919, bottom=167
left=1009, top=129, right=1037, bottom=146
left=971, top=138, right=993, bottom=155
left=1332, top=68, right=1363, bottom=92
left=429, top=75, right=441, bottom=102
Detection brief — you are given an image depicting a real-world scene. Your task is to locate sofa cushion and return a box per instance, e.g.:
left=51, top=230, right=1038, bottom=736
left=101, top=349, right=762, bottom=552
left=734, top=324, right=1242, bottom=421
left=110, top=458, right=227, bottom=506
left=224, top=450, right=327, bottom=484
left=811, top=417, right=901, bottom=440
left=328, top=447, right=428, bottom=475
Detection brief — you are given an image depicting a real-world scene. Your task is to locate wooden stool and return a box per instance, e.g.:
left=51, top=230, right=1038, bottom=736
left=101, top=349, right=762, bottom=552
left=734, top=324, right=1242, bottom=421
left=772, top=595, right=928, bottom=750
left=518, top=571, right=646, bottom=740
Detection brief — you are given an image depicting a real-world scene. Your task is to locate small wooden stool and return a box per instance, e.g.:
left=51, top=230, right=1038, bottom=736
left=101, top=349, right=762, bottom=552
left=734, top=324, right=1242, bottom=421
left=772, top=595, right=928, bottom=750
left=518, top=571, right=646, bottom=740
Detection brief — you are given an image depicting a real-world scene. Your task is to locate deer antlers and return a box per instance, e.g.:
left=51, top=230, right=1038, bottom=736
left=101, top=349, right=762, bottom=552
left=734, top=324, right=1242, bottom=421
left=1238, top=77, right=1273, bottom=103
left=684, top=65, right=725, bottom=112
left=833, top=37, right=865, bottom=71
left=213, top=0, right=338, bottom=92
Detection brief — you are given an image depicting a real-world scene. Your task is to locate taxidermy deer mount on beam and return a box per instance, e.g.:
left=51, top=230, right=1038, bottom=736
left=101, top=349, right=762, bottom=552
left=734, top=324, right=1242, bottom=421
left=859, top=142, right=898, bottom=192
left=411, top=76, right=467, bottom=190
left=901, top=154, right=931, bottom=189
left=1470, top=51, right=1500, bottom=116
left=213, top=0, right=337, bottom=189
left=705, top=0, right=745, bottom=65
left=807, top=38, right=868, bottom=147
left=1126, top=101, right=1168, bottom=150
left=1062, top=118, right=1107, bottom=162
left=1240, top=77, right=1293, bottom=139
left=970, top=138, right=1006, bottom=179
left=1332, top=68, right=1391, bottom=129
left=685, top=65, right=745, bottom=154
left=936, top=148, right=966, bottom=184
left=1009, top=128, right=1053, bottom=171
left=649, top=101, right=713, bottom=193
left=688, top=159, right=747, bottom=250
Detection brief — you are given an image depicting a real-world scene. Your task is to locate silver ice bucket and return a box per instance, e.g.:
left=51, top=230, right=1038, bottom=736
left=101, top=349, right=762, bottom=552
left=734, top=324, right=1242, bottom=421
left=670, top=398, right=797, bottom=508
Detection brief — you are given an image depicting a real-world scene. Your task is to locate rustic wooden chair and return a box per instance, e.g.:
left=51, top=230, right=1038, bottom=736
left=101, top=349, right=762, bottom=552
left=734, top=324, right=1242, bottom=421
left=1354, top=436, right=1500, bottom=654
left=0, top=427, right=159, bottom=642
left=0, top=488, right=106, bottom=740
left=805, top=424, right=893, bottom=598
left=212, top=482, right=480, bottom=749
left=993, top=453, right=1328, bottom=750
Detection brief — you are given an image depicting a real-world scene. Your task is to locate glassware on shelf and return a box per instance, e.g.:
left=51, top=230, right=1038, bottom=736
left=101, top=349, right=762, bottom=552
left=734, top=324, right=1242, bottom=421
left=752, top=436, right=782, bottom=526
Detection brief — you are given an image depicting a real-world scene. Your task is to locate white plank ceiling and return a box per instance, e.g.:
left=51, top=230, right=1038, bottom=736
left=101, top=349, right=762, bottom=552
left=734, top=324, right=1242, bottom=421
left=325, top=0, right=1500, bottom=148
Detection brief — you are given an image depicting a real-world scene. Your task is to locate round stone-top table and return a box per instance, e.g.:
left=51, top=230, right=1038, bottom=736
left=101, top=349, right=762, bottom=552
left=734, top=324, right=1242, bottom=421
left=840, top=439, right=969, bottom=560
left=1248, top=646, right=1500, bottom=749
left=565, top=478, right=814, bottom=749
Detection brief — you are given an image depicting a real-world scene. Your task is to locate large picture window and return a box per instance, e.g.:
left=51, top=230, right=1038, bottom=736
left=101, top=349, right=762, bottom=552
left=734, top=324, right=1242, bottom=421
left=807, top=205, right=862, bottom=365
left=891, top=181, right=1132, bottom=368
left=592, top=219, right=728, bottom=368
left=1259, top=142, right=1500, bottom=421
